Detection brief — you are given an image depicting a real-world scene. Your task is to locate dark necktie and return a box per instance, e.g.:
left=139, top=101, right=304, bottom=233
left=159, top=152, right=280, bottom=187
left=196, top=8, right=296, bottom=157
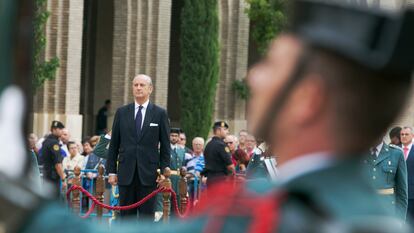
left=135, top=105, right=143, bottom=136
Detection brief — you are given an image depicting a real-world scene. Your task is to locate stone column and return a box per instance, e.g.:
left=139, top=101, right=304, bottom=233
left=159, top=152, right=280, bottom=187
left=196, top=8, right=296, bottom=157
left=214, top=0, right=250, bottom=134
left=110, top=0, right=172, bottom=116
left=32, top=0, right=84, bottom=141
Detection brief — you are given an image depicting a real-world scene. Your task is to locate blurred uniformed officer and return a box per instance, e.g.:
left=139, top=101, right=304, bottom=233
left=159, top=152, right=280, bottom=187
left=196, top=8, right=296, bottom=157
left=366, top=140, right=408, bottom=220
left=42, top=121, right=67, bottom=194
left=204, top=121, right=235, bottom=187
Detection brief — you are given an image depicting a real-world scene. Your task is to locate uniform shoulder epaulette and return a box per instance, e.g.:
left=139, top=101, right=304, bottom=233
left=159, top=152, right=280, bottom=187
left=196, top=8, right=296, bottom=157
left=389, top=144, right=403, bottom=152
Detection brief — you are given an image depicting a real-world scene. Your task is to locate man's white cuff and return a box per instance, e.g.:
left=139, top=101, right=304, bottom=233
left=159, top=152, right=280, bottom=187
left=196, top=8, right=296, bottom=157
left=109, top=173, right=117, bottom=176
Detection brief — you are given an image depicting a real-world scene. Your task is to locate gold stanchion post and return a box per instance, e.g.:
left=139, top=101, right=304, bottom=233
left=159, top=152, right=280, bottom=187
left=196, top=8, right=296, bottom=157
left=161, top=168, right=172, bottom=223
left=95, top=165, right=105, bottom=220
left=71, top=166, right=81, bottom=215
left=179, top=167, right=188, bottom=214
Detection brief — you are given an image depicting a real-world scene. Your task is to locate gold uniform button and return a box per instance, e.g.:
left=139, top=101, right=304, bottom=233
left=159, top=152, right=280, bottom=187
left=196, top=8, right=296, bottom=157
left=373, top=160, right=376, bottom=163
left=373, top=168, right=376, bottom=171
left=373, top=176, right=376, bottom=179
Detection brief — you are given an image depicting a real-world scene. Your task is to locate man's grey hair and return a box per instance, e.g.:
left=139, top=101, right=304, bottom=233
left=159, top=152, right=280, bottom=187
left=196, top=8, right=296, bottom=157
left=133, top=74, right=153, bottom=86
left=402, top=126, right=413, bottom=133
left=192, top=137, right=205, bottom=145
left=227, top=135, right=239, bottom=143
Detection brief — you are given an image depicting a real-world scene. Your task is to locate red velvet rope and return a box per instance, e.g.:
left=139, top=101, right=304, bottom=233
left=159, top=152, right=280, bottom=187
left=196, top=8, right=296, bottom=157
left=66, top=185, right=190, bottom=218
left=81, top=202, right=95, bottom=219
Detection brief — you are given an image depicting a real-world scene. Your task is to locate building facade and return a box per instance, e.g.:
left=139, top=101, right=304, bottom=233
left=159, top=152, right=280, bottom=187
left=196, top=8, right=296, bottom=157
left=32, top=0, right=413, bottom=141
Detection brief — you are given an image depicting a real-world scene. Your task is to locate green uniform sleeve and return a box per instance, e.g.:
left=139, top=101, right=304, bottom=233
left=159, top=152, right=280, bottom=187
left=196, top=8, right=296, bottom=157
left=93, top=135, right=110, bottom=159
left=395, top=150, right=408, bottom=220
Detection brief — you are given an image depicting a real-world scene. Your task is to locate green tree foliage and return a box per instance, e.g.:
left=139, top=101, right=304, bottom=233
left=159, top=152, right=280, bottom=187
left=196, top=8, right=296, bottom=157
left=231, top=0, right=286, bottom=101
left=232, top=79, right=249, bottom=100
left=245, top=0, right=287, bottom=54
left=179, top=0, right=220, bottom=143
left=33, top=0, right=59, bottom=89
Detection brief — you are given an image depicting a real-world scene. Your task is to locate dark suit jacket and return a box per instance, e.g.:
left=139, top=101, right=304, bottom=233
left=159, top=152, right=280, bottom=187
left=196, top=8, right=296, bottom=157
left=406, top=146, right=414, bottom=199
left=106, top=102, right=170, bottom=186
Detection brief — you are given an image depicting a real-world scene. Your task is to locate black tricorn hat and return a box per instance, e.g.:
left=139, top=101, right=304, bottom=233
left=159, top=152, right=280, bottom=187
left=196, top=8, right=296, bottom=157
left=213, top=121, right=229, bottom=129
left=289, top=0, right=414, bottom=77
left=51, top=120, right=65, bottom=129
left=170, top=128, right=182, bottom=134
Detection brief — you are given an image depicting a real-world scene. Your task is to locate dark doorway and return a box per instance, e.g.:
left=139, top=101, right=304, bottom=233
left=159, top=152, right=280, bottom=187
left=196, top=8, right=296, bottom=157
left=167, top=0, right=185, bottom=127
left=80, top=0, right=114, bottom=137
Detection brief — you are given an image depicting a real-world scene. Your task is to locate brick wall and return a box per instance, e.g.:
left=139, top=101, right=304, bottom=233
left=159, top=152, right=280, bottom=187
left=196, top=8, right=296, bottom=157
left=111, top=0, right=172, bottom=111
left=31, top=0, right=84, bottom=140
left=215, top=0, right=249, bottom=133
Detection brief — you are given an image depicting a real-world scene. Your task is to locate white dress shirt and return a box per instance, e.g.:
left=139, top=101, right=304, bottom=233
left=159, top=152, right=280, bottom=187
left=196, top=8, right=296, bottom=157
left=135, top=100, right=149, bottom=129
left=62, top=153, right=84, bottom=171
left=277, top=152, right=333, bottom=183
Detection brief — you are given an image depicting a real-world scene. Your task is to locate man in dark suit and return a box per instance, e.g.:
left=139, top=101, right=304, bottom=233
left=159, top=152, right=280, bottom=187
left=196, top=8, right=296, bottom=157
left=106, top=74, right=170, bottom=219
left=401, top=126, right=414, bottom=221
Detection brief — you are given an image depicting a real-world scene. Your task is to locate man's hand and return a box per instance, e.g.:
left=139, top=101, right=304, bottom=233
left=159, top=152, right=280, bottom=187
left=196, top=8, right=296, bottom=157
left=156, top=174, right=165, bottom=187
left=86, top=172, right=94, bottom=179
left=108, top=175, right=118, bottom=185
left=201, top=176, right=207, bottom=185
left=61, top=179, right=67, bottom=190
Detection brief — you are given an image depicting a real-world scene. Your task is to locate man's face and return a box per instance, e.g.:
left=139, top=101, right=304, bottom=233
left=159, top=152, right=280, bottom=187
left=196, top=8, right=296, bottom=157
left=52, top=128, right=63, bottom=137
left=170, top=133, right=179, bottom=145
left=217, top=127, right=229, bottom=138
left=68, top=144, right=78, bottom=156
left=192, top=140, right=204, bottom=155
left=239, top=132, right=248, bottom=144
left=246, top=136, right=257, bottom=150
left=179, top=133, right=186, bottom=146
left=28, top=134, right=37, bottom=149
left=401, top=128, right=413, bottom=145
left=60, top=129, right=70, bottom=144
left=390, top=136, right=401, bottom=145
left=247, top=35, right=303, bottom=139
left=83, top=142, right=92, bottom=155
left=132, top=76, right=153, bottom=101
left=225, top=136, right=236, bottom=152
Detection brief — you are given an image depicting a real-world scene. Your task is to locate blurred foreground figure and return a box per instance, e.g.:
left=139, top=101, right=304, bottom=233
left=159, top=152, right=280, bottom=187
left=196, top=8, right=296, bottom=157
left=2, top=0, right=414, bottom=233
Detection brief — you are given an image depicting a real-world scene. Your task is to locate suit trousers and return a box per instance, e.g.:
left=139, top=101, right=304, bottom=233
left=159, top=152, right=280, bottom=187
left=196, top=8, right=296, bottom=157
left=407, top=199, right=414, bottom=221
left=119, top=165, right=156, bottom=220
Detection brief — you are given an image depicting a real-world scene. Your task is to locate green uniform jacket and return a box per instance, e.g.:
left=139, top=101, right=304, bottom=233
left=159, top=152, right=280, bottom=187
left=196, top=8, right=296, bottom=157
left=246, top=152, right=267, bottom=179
left=93, top=135, right=111, bottom=160
left=364, top=143, right=408, bottom=220
left=154, top=147, right=187, bottom=213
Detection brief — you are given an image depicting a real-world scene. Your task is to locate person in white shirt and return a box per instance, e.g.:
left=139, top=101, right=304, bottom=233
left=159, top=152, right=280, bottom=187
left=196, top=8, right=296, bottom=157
left=59, top=128, right=71, bottom=157
left=62, top=141, right=84, bottom=172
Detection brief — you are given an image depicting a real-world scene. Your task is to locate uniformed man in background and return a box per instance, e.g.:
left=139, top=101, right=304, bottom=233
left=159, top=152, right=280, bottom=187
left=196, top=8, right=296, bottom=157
left=42, top=120, right=67, bottom=194
left=204, top=121, right=235, bottom=187
left=169, top=128, right=191, bottom=212
left=367, top=138, right=408, bottom=220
